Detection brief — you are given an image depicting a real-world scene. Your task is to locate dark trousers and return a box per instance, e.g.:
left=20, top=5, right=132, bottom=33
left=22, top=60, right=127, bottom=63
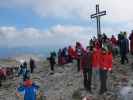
left=50, top=63, right=54, bottom=71
left=30, top=67, right=34, bottom=73
left=100, top=69, right=108, bottom=93
left=0, top=76, right=2, bottom=87
left=68, top=55, right=73, bottom=63
left=77, top=59, right=80, bottom=72
left=121, top=53, right=128, bottom=64
left=83, top=68, right=92, bottom=90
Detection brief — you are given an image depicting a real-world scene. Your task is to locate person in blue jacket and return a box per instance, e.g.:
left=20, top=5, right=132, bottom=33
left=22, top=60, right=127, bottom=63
left=16, top=79, right=40, bottom=100
left=18, top=61, right=30, bottom=81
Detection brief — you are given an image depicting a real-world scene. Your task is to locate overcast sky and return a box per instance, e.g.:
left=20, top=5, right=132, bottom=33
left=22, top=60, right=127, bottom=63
left=0, top=0, right=133, bottom=48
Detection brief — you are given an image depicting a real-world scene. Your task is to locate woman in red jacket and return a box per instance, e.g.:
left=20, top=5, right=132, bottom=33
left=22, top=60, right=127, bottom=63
left=99, top=47, right=112, bottom=94
left=92, top=47, right=101, bottom=87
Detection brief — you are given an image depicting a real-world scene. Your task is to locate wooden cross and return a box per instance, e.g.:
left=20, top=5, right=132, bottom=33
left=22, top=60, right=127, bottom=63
left=90, top=4, right=106, bottom=37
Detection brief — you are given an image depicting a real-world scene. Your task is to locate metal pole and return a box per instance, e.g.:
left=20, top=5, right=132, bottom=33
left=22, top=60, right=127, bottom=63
left=96, top=4, right=100, bottom=37
left=97, top=5, right=101, bottom=35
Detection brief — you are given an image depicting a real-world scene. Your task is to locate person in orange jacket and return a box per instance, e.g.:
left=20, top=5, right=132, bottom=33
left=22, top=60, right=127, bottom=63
left=99, top=47, right=112, bottom=94
left=92, top=47, right=101, bottom=86
left=68, top=46, right=75, bottom=63
left=92, top=47, right=101, bottom=69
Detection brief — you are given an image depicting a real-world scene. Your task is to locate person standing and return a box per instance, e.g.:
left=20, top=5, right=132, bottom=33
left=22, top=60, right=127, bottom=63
left=120, top=34, right=129, bottom=64
left=81, top=47, right=93, bottom=92
left=75, top=42, right=83, bottom=72
left=0, top=67, right=3, bottom=87
left=58, top=49, right=62, bottom=65
left=68, top=46, right=75, bottom=63
left=16, top=79, right=40, bottom=100
left=48, top=52, right=56, bottom=72
left=18, top=61, right=30, bottom=82
left=92, top=46, right=101, bottom=88
left=99, top=47, right=112, bottom=94
left=129, top=30, right=133, bottom=55
left=30, top=58, right=36, bottom=73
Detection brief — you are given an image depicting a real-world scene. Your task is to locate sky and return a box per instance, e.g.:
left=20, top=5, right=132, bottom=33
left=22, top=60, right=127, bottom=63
left=0, top=0, right=133, bottom=50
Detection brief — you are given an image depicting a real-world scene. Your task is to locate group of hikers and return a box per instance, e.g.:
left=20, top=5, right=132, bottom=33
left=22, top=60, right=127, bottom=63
left=15, top=58, right=42, bottom=100
left=1, top=30, right=133, bottom=100
left=48, top=30, right=133, bottom=95
left=0, top=58, right=41, bottom=100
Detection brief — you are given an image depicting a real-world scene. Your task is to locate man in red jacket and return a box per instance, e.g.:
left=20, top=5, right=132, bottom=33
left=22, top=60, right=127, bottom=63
left=81, top=46, right=93, bottom=92
left=99, top=47, right=112, bottom=94
left=68, top=46, right=75, bottom=63
left=111, top=35, right=117, bottom=46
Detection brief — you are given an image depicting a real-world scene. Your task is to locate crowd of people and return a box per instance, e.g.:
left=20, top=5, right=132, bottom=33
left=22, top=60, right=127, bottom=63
left=15, top=58, right=44, bottom=100
left=0, top=58, right=41, bottom=100
left=1, top=30, right=133, bottom=100
left=48, top=30, right=133, bottom=95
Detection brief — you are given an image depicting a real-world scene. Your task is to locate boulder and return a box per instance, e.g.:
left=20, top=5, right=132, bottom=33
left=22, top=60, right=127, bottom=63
left=118, top=86, right=133, bottom=100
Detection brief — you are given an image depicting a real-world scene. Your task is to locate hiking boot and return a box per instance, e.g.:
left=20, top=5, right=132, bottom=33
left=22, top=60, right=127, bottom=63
left=86, top=88, right=93, bottom=94
left=99, top=89, right=107, bottom=95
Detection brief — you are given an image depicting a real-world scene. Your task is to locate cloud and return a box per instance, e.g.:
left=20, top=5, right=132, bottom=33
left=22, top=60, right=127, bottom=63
left=0, top=25, right=97, bottom=48
left=1, top=0, right=133, bottom=23
left=0, top=0, right=133, bottom=48
left=0, top=0, right=96, bottom=20
left=0, top=24, right=131, bottom=48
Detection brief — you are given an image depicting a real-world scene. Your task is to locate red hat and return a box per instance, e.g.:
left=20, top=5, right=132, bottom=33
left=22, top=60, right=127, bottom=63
left=24, top=80, right=33, bottom=87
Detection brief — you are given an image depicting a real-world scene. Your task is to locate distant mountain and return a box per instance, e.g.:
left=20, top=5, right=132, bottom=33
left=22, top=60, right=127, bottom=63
left=0, top=47, right=59, bottom=59
left=12, top=54, right=45, bottom=62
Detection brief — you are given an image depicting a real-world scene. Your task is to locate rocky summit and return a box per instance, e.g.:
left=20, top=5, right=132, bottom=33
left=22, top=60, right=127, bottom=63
left=0, top=54, right=133, bottom=100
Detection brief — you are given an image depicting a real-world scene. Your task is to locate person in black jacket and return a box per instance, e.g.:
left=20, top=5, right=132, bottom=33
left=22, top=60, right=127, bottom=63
left=119, top=33, right=129, bottom=64
left=30, top=58, right=36, bottom=73
left=48, top=52, right=56, bottom=72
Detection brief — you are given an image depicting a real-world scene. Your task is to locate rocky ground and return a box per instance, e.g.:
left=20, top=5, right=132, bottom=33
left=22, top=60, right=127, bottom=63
left=0, top=54, right=133, bottom=100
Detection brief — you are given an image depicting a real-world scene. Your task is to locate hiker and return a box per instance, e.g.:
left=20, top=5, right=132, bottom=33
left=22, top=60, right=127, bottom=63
left=111, top=35, right=117, bottom=46
left=63, top=47, right=69, bottom=63
left=111, top=35, right=119, bottom=56
left=118, top=32, right=124, bottom=49
left=129, top=30, right=133, bottom=55
left=92, top=47, right=101, bottom=87
left=16, top=79, right=40, bottom=100
left=99, top=47, right=112, bottom=94
left=58, top=49, right=62, bottom=65
left=94, top=39, right=101, bottom=49
left=18, top=61, right=30, bottom=82
left=119, top=33, right=129, bottom=64
left=30, top=58, right=36, bottom=73
left=81, top=46, right=93, bottom=92
left=48, top=52, right=56, bottom=72
left=0, top=67, right=3, bottom=87
left=75, top=42, right=83, bottom=72
left=102, top=33, right=107, bottom=43
left=68, top=46, right=75, bottom=63
left=1, top=67, right=6, bottom=80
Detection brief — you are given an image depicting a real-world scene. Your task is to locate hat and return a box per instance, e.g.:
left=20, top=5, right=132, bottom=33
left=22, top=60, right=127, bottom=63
left=19, top=59, right=24, bottom=64
left=24, top=80, right=33, bottom=87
